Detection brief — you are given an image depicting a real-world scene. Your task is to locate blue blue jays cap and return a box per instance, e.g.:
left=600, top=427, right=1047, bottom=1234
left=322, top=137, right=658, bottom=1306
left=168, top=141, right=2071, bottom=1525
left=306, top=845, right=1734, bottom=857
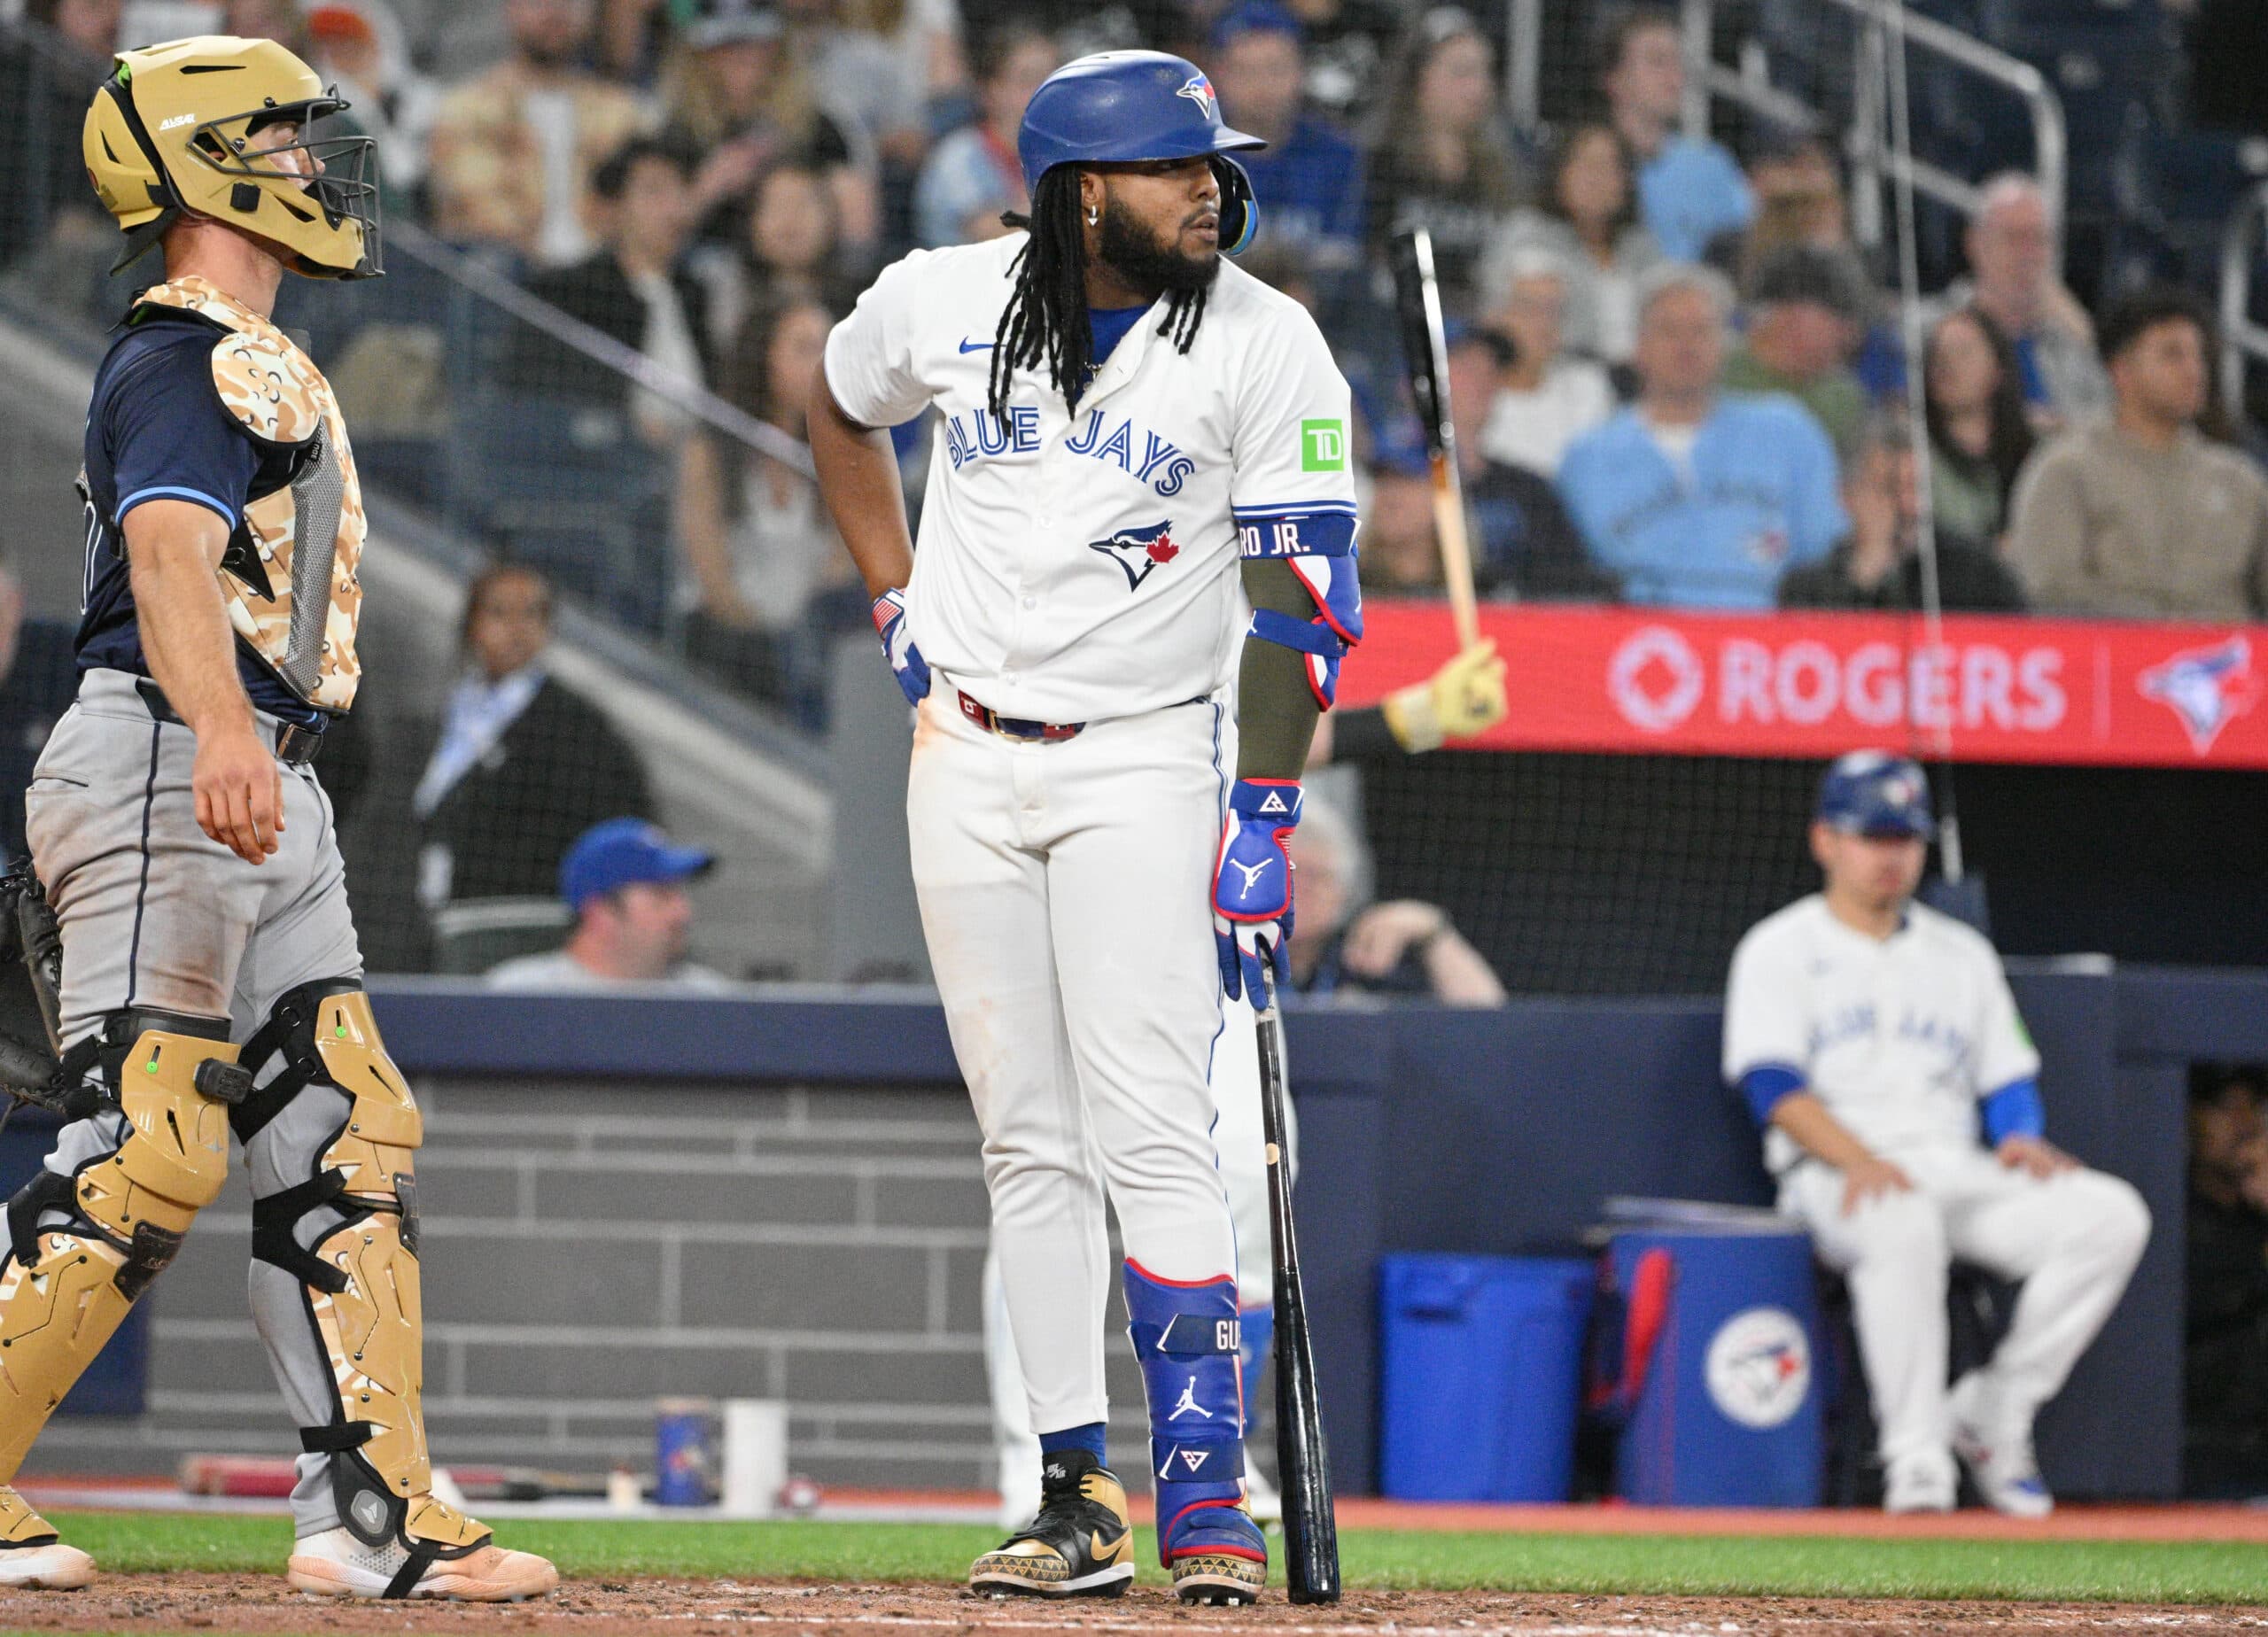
left=561, top=818, right=716, bottom=912
left=1815, top=750, right=1935, bottom=839
left=1212, top=1, right=1304, bottom=48
left=1017, top=50, right=1265, bottom=251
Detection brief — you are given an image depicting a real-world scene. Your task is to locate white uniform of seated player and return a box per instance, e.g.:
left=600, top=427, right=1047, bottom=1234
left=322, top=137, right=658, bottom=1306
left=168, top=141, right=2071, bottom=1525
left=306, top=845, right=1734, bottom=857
left=1721, top=750, right=2150, bottom=1516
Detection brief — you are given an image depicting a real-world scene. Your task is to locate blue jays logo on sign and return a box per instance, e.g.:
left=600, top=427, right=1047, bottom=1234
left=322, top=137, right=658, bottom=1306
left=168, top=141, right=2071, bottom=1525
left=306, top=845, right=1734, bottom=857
left=2140, top=634, right=2261, bottom=754
left=1177, top=74, right=1217, bottom=120
left=1090, top=520, right=1180, bottom=591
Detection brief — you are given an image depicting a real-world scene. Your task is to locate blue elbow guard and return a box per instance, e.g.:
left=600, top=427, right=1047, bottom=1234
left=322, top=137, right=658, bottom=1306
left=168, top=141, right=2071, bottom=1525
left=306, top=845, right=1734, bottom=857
left=1980, top=1076, right=2045, bottom=1144
left=1739, top=1064, right=1805, bottom=1129
left=1239, top=508, right=1362, bottom=708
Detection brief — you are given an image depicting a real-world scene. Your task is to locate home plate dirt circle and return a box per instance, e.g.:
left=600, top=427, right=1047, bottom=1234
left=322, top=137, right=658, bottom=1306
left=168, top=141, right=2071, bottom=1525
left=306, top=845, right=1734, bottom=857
left=0, top=1579, right=2259, bottom=1636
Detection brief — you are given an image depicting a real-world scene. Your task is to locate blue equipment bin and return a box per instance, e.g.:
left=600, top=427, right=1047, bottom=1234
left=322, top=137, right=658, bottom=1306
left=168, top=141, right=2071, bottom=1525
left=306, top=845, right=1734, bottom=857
left=1378, top=1253, right=1593, bottom=1501
left=1608, top=1224, right=1822, bottom=1507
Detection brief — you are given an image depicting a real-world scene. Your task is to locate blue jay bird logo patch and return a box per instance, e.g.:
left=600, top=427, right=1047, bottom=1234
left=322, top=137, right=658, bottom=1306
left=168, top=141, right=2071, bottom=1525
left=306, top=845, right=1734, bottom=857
left=1176, top=74, right=1218, bottom=120
left=1089, top=520, right=1181, bottom=591
left=2140, top=635, right=2260, bottom=753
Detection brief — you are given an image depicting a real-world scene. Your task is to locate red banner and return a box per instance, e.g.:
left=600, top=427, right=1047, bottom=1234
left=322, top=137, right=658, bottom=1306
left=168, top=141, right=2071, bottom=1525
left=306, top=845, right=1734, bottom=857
left=1337, top=602, right=2268, bottom=769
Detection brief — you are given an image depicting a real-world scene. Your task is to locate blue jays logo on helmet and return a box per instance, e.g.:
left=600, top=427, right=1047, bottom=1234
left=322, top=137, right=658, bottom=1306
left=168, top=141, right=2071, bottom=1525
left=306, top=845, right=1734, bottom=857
left=1017, top=50, right=1265, bottom=253
left=1815, top=749, right=1934, bottom=839
left=1089, top=519, right=1181, bottom=590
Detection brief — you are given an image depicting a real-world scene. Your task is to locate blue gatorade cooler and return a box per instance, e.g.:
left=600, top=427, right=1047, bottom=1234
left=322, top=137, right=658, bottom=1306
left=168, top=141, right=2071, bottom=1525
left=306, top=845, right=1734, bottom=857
left=1605, top=1224, right=1822, bottom=1507
left=1378, top=1254, right=1593, bottom=1501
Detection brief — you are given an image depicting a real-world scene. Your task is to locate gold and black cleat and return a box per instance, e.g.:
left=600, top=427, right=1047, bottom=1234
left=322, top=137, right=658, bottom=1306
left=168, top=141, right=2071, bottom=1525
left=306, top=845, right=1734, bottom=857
left=968, top=1450, right=1135, bottom=1599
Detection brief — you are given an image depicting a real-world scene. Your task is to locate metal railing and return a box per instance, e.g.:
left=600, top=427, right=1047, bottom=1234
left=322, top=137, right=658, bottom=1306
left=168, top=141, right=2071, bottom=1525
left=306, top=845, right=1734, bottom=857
left=1676, top=0, right=2068, bottom=273
left=2217, top=180, right=2268, bottom=413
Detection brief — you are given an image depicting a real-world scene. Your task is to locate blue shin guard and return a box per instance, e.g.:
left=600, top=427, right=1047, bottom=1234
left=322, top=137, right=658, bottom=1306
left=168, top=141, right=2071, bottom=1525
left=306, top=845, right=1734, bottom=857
left=1122, top=1261, right=1266, bottom=1569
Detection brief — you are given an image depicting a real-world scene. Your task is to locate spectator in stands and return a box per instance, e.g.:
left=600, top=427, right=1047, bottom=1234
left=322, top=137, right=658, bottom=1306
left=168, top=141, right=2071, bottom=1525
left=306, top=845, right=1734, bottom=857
left=664, top=0, right=874, bottom=255
left=1558, top=264, right=1845, bottom=609
left=680, top=294, right=854, bottom=710
left=1272, top=0, right=1404, bottom=120
left=2185, top=1065, right=2268, bottom=1496
left=1600, top=5, right=1751, bottom=263
left=1723, top=244, right=1871, bottom=461
left=1446, top=330, right=1616, bottom=601
left=0, top=0, right=120, bottom=271
left=512, top=136, right=712, bottom=447
left=718, top=159, right=853, bottom=344
left=1725, top=750, right=2150, bottom=1515
left=1478, top=247, right=1614, bottom=476
left=413, top=564, right=656, bottom=974
left=1779, top=417, right=2025, bottom=614
left=1930, top=175, right=2108, bottom=430
left=488, top=818, right=733, bottom=989
left=1483, top=122, right=1660, bottom=364
left=0, top=554, right=76, bottom=860
left=1208, top=4, right=1364, bottom=279
left=425, top=0, right=649, bottom=266
left=1361, top=452, right=1445, bottom=594
left=1922, top=306, right=2035, bottom=548
left=913, top=24, right=1055, bottom=248
left=2007, top=288, right=2268, bottom=619
left=1284, top=795, right=1505, bottom=1005
left=1366, top=5, right=1526, bottom=318
left=304, top=2, right=441, bottom=197
left=1712, top=130, right=1850, bottom=281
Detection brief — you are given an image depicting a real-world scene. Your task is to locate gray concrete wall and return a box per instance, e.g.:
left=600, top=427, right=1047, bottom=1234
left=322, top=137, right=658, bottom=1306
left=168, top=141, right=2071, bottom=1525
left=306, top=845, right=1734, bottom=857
left=22, top=1079, right=1154, bottom=1493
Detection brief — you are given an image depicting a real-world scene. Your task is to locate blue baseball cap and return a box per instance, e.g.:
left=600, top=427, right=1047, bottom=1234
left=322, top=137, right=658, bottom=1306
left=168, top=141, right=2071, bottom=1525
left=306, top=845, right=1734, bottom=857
left=1815, top=750, right=1935, bottom=839
left=561, top=818, right=716, bottom=912
left=1212, top=1, right=1304, bottom=48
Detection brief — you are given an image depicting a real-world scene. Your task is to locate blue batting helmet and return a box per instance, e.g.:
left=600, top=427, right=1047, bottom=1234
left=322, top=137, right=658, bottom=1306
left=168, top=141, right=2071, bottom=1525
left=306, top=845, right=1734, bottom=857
left=1017, top=50, right=1265, bottom=253
left=1815, top=750, right=1935, bottom=839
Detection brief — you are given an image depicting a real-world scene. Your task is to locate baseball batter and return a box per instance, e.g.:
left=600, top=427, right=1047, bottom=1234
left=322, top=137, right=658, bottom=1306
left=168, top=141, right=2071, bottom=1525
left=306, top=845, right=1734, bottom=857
left=812, top=50, right=1361, bottom=1602
left=0, top=36, right=552, bottom=1599
left=1723, top=751, right=2150, bottom=1516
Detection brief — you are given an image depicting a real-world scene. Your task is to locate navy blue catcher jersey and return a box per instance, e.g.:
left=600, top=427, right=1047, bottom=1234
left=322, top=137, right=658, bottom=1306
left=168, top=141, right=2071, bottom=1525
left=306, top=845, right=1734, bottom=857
left=75, top=308, right=324, bottom=725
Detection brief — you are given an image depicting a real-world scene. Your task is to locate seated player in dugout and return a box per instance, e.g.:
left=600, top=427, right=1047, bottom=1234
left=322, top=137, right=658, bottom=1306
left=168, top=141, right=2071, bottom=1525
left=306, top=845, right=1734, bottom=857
left=0, top=35, right=553, bottom=1600
left=1722, top=752, right=2150, bottom=1517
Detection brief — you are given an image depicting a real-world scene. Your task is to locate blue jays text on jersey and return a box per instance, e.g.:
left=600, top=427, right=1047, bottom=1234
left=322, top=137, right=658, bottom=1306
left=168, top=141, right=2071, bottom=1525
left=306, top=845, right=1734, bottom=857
left=942, top=401, right=1197, bottom=499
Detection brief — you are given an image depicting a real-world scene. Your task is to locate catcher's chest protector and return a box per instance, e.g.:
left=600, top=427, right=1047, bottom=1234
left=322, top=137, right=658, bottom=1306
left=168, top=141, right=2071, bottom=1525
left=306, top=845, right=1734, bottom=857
left=132, top=275, right=367, bottom=711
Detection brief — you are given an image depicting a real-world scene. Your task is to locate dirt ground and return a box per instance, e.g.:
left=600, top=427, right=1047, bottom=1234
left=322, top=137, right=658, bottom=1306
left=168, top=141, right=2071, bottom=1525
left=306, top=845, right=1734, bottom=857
left=0, top=1577, right=2260, bottom=1637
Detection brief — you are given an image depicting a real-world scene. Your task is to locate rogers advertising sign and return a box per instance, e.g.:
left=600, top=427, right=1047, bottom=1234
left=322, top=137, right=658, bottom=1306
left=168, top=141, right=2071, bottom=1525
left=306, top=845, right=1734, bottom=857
left=1338, top=603, right=2268, bottom=769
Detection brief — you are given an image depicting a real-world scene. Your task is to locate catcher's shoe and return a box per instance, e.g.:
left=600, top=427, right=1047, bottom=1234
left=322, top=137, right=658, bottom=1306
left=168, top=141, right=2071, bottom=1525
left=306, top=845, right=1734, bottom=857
left=0, top=1487, right=93, bottom=1589
left=968, top=1449, right=1135, bottom=1598
left=287, top=1514, right=557, bottom=1602
left=1164, top=1498, right=1269, bottom=1605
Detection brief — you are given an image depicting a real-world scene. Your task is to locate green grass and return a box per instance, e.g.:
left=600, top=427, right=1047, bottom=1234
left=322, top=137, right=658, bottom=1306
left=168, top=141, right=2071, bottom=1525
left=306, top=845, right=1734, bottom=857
left=27, top=1509, right=2268, bottom=1606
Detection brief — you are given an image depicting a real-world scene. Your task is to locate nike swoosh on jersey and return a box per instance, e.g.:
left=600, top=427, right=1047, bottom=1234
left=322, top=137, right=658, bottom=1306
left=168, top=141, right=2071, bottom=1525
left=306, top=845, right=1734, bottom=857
left=959, top=337, right=996, bottom=353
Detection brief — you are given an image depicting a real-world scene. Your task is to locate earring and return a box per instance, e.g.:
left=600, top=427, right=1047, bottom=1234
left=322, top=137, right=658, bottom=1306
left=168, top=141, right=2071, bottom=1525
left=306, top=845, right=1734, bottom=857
left=1086, top=206, right=1099, bottom=226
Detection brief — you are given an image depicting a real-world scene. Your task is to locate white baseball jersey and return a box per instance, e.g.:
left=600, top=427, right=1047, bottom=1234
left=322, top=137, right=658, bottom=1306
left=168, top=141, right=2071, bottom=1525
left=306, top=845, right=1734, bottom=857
left=822, top=233, right=1358, bottom=723
left=1722, top=896, right=2039, bottom=1172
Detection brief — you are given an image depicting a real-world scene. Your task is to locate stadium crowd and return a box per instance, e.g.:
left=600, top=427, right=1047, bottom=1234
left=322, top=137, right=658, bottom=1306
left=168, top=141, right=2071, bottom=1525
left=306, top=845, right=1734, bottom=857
left=8, top=0, right=2268, bottom=713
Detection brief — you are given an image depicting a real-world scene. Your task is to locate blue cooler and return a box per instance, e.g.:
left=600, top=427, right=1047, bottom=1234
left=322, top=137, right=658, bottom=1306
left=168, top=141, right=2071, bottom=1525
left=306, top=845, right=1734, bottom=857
left=1606, top=1224, right=1822, bottom=1507
left=1378, top=1253, right=1592, bottom=1501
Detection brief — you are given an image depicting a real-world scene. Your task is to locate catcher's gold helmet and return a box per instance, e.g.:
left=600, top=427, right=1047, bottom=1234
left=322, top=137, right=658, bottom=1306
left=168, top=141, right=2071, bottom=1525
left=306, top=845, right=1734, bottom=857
left=82, top=35, right=380, bottom=279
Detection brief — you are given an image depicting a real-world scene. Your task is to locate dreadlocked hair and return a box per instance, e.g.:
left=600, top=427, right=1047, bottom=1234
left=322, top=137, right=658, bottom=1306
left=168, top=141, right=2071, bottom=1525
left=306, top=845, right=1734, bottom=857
left=988, top=166, right=1213, bottom=421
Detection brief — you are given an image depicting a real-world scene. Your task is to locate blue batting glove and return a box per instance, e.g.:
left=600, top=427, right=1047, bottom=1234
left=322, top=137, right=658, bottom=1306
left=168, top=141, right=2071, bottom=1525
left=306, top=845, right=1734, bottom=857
left=1211, top=778, right=1301, bottom=1002
left=870, top=586, right=930, bottom=706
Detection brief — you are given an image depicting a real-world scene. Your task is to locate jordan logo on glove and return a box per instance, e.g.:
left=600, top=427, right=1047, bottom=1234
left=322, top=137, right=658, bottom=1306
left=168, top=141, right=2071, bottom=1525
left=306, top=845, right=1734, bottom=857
left=1212, top=778, right=1301, bottom=1001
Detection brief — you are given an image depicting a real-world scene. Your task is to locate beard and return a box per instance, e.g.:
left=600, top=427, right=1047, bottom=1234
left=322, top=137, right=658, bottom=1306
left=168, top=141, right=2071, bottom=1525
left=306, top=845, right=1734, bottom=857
left=1094, top=191, right=1221, bottom=298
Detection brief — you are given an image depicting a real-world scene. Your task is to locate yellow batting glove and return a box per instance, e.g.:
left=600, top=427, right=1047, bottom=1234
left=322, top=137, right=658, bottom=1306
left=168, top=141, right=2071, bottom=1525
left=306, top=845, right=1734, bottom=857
left=1379, top=640, right=1509, bottom=753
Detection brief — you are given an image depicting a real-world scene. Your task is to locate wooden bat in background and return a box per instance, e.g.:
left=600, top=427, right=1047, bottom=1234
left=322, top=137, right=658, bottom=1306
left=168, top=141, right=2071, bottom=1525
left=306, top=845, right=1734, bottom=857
left=1388, top=227, right=1482, bottom=652
left=1254, top=963, right=1339, bottom=1604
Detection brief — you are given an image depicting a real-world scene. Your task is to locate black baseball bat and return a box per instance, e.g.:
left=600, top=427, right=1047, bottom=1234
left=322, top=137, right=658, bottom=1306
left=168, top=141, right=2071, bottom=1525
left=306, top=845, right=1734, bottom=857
left=1253, top=964, right=1339, bottom=1603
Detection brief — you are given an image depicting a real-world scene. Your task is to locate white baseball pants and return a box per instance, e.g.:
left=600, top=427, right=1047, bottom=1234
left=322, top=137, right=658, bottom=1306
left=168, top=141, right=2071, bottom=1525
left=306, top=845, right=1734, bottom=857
left=1779, top=1144, right=2150, bottom=1466
left=910, top=687, right=1240, bottom=1436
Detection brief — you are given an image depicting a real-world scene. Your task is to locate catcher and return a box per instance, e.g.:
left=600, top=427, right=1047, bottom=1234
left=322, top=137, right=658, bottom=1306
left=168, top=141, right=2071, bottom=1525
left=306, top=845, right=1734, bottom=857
left=0, top=35, right=554, bottom=1600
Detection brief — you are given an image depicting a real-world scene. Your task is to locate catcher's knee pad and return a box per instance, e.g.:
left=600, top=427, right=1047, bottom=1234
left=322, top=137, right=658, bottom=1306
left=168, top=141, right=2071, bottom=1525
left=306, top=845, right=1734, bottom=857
left=1122, top=1261, right=1247, bottom=1562
left=0, top=1011, right=237, bottom=1479
left=239, top=981, right=484, bottom=1559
